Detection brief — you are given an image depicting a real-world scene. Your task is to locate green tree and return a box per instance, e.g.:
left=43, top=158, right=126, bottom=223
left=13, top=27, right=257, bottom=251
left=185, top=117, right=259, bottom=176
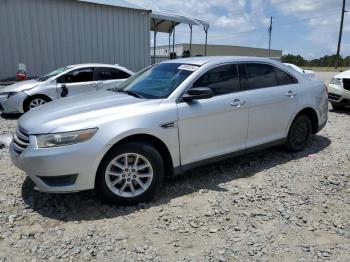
left=282, top=54, right=306, bottom=66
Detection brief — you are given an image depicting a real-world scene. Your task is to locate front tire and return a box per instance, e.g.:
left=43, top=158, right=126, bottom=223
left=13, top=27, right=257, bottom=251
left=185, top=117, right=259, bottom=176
left=96, top=142, right=164, bottom=205
left=285, top=114, right=312, bottom=153
left=24, top=95, right=51, bottom=112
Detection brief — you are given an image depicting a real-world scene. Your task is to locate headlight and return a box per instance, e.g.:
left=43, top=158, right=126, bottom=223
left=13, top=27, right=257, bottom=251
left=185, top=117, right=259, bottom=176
left=0, top=92, right=18, bottom=99
left=36, top=128, right=98, bottom=148
left=330, top=78, right=342, bottom=86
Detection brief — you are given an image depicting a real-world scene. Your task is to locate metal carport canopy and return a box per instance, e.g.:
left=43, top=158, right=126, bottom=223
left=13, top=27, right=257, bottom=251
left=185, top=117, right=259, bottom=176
left=150, top=11, right=210, bottom=62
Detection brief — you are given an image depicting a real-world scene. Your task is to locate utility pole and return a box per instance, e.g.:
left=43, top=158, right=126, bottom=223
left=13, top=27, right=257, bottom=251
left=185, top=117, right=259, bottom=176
left=335, top=0, right=347, bottom=68
left=268, top=16, right=274, bottom=57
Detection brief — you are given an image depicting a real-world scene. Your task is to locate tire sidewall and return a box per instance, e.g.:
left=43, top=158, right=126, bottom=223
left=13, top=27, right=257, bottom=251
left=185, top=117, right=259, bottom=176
left=96, top=142, right=164, bottom=205
left=286, top=114, right=312, bottom=152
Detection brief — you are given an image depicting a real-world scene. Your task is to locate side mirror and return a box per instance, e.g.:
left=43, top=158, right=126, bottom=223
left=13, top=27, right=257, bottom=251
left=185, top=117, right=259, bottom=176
left=60, top=84, right=69, bottom=97
left=182, top=87, right=214, bottom=102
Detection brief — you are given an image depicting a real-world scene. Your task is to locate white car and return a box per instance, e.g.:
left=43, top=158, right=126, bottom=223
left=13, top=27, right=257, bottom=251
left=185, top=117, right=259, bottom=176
left=284, top=63, right=315, bottom=78
left=0, top=64, right=133, bottom=113
left=328, top=69, right=350, bottom=109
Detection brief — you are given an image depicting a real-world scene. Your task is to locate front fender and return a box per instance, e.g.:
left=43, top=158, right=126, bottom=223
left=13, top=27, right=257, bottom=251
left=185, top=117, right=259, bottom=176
left=88, top=127, right=179, bottom=189
left=23, top=84, right=58, bottom=101
left=104, top=127, right=179, bottom=166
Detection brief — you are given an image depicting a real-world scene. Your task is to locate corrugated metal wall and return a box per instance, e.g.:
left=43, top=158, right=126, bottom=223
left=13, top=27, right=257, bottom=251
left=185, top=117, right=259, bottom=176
left=0, top=0, right=150, bottom=80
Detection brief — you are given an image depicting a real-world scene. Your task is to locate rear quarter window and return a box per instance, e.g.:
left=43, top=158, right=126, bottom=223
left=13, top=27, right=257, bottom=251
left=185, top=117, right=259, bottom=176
left=274, top=67, right=298, bottom=85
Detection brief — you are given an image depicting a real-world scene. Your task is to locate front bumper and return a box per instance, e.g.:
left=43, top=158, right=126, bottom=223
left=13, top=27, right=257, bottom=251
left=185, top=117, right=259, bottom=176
left=9, top=136, right=105, bottom=193
left=328, top=83, right=350, bottom=104
left=0, top=94, right=7, bottom=111
left=0, top=92, right=27, bottom=113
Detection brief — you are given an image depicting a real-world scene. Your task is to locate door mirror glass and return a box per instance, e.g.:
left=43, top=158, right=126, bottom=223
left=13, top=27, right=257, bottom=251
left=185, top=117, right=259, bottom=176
left=183, top=87, right=214, bottom=102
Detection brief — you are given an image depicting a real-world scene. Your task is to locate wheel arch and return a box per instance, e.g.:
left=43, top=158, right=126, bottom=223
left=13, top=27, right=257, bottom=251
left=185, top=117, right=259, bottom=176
left=96, top=133, right=174, bottom=186
left=23, top=94, right=52, bottom=111
left=288, top=107, right=319, bottom=135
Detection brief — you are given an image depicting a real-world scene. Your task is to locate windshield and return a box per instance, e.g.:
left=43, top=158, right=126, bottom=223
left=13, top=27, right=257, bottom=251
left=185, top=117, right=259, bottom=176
left=37, top=66, right=73, bottom=82
left=111, top=63, right=199, bottom=99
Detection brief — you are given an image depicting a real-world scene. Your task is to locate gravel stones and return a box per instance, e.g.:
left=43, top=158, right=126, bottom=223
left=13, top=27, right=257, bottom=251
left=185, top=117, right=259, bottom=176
left=0, top=101, right=349, bottom=261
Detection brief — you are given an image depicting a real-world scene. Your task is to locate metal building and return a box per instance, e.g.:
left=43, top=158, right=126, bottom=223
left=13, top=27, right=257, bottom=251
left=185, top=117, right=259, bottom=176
left=0, top=0, right=150, bottom=81
left=153, top=43, right=283, bottom=60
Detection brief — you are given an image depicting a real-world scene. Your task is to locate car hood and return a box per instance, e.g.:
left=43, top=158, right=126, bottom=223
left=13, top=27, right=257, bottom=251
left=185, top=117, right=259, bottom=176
left=334, top=69, right=350, bottom=79
left=0, top=79, right=40, bottom=93
left=303, top=69, right=314, bottom=74
left=18, top=90, right=163, bottom=134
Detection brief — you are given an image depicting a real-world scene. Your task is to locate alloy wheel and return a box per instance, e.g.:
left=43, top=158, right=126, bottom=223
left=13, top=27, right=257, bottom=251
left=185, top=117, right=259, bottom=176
left=29, top=98, right=47, bottom=109
left=105, top=153, right=154, bottom=198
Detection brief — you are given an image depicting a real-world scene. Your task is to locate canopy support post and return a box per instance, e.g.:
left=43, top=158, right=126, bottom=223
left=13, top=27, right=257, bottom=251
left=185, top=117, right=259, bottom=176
left=204, top=27, right=208, bottom=56
left=189, top=24, right=193, bottom=56
left=172, top=22, right=175, bottom=59
left=168, top=29, right=171, bottom=60
left=153, top=18, right=157, bottom=64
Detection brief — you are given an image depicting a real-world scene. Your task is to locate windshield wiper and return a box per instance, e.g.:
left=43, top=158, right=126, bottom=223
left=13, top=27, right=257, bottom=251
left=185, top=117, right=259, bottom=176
left=115, top=90, right=143, bottom=99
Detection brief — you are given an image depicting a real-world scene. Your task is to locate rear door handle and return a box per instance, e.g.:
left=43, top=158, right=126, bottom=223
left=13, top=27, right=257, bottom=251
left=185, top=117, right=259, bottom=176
left=230, top=99, right=245, bottom=107
left=286, top=91, right=296, bottom=98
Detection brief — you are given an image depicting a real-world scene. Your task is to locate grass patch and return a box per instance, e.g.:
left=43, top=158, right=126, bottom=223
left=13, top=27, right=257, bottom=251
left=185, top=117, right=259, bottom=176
left=303, top=67, right=349, bottom=72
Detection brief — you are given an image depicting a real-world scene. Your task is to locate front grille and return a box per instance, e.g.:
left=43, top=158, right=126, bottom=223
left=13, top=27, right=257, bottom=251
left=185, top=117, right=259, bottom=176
left=340, top=98, right=350, bottom=105
left=343, top=78, right=350, bottom=91
left=12, top=126, right=29, bottom=154
left=328, top=93, right=341, bottom=101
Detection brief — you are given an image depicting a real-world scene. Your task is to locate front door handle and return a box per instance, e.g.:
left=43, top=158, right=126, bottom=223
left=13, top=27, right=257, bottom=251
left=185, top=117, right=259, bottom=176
left=230, top=99, right=245, bottom=107
left=95, top=81, right=104, bottom=89
left=286, top=91, right=296, bottom=98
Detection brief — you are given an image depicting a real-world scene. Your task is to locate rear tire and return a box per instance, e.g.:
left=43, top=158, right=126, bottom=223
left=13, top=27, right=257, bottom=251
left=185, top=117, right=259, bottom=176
left=285, top=114, right=312, bottom=153
left=24, top=95, right=51, bottom=112
left=96, top=142, right=164, bottom=205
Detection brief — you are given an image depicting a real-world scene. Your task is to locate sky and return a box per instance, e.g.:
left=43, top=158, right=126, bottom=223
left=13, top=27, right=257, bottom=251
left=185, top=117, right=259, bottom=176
left=127, top=0, right=350, bottom=59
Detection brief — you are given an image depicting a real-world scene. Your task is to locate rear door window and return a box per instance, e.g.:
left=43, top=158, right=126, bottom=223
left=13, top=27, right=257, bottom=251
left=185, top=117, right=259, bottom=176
left=118, top=70, right=131, bottom=79
left=95, top=67, right=131, bottom=80
left=193, top=64, right=240, bottom=96
left=243, top=63, right=278, bottom=90
left=95, top=67, right=119, bottom=81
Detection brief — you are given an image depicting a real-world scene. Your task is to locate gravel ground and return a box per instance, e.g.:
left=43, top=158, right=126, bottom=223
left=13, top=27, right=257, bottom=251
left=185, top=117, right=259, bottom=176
left=0, top=73, right=349, bottom=261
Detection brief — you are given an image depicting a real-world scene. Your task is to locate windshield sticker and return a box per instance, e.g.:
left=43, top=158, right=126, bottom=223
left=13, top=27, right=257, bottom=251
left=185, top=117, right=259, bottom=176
left=178, top=65, right=199, bottom=72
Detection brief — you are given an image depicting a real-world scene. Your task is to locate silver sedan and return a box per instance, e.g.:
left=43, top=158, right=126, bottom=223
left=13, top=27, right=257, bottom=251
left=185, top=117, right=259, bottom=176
left=0, top=63, right=133, bottom=113
left=10, top=57, right=328, bottom=205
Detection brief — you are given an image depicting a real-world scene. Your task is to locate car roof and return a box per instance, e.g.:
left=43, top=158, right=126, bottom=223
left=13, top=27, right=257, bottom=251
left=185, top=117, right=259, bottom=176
left=69, top=63, right=123, bottom=68
left=66, top=63, right=133, bottom=73
left=162, top=56, right=281, bottom=66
